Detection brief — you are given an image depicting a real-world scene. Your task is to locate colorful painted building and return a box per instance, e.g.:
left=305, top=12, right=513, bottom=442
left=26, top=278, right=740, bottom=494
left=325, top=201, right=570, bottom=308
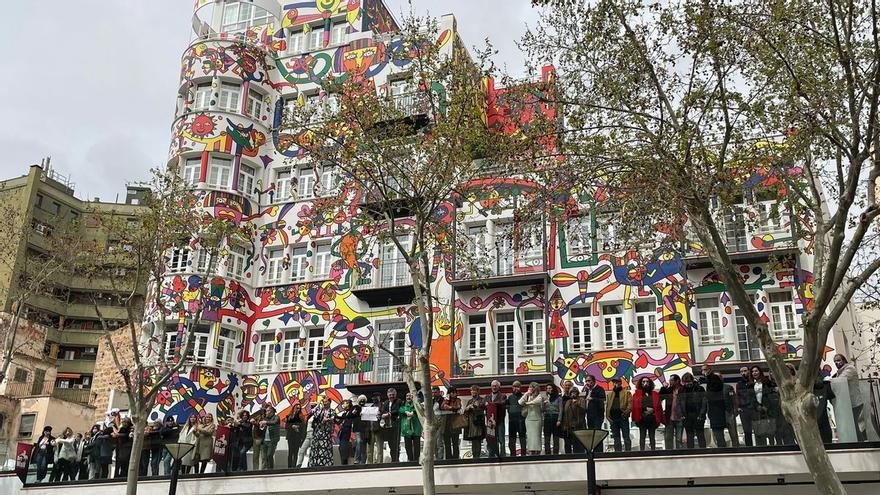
left=143, top=0, right=853, bottom=427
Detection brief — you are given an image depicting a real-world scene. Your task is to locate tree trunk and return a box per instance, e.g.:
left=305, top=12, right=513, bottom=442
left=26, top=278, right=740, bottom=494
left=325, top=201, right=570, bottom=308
left=782, top=384, right=847, bottom=495
left=419, top=362, right=436, bottom=495
left=0, top=300, right=24, bottom=386
left=126, top=409, right=148, bottom=495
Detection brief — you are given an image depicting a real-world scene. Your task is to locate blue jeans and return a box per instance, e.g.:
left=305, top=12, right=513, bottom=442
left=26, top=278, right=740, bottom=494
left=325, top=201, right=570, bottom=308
left=665, top=420, right=683, bottom=449
left=354, top=431, right=367, bottom=464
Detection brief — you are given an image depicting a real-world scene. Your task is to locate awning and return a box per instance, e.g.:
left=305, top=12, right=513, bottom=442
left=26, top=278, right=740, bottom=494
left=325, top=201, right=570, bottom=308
left=56, top=373, right=81, bottom=379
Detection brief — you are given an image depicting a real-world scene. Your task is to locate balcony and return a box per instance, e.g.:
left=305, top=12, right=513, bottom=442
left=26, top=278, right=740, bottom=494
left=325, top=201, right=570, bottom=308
left=47, top=328, right=104, bottom=346
left=50, top=386, right=92, bottom=405
left=56, top=358, right=97, bottom=375
left=2, top=379, right=53, bottom=398
left=452, top=256, right=549, bottom=291
left=352, top=258, right=415, bottom=306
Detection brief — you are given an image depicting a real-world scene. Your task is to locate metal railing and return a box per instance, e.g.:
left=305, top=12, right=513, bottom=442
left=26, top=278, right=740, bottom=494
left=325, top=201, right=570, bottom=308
left=51, top=387, right=92, bottom=405
left=356, top=259, right=411, bottom=289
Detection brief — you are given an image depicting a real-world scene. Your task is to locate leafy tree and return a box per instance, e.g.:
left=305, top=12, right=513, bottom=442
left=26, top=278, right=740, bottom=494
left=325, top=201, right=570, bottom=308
left=283, top=10, right=541, bottom=493
left=525, top=1, right=879, bottom=494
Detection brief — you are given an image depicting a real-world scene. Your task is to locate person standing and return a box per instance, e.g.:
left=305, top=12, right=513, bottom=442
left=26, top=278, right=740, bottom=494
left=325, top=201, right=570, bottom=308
left=139, top=421, right=159, bottom=476
left=352, top=395, right=369, bottom=464
left=251, top=408, right=265, bottom=470
left=705, top=373, right=738, bottom=448
left=441, top=388, right=462, bottom=460
left=193, top=414, right=216, bottom=474
left=113, top=417, right=134, bottom=478
left=519, top=382, right=545, bottom=456
left=558, top=387, right=587, bottom=453
left=486, top=380, right=507, bottom=458
left=33, top=426, right=55, bottom=482
left=584, top=375, right=606, bottom=452
left=400, top=392, right=423, bottom=462
left=366, top=392, right=383, bottom=464
left=678, top=373, right=707, bottom=448
left=507, top=381, right=527, bottom=456
left=736, top=367, right=754, bottom=447
left=94, top=427, right=115, bottom=478
left=430, top=388, right=446, bottom=460
left=463, top=385, right=487, bottom=459
left=659, top=374, right=683, bottom=449
left=543, top=384, right=562, bottom=455
left=633, top=377, right=665, bottom=451
left=81, top=428, right=96, bottom=480
left=814, top=374, right=835, bottom=444
left=605, top=378, right=632, bottom=452
left=308, top=396, right=336, bottom=467
left=335, top=399, right=356, bottom=465
left=160, top=417, right=181, bottom=475
left=54, top=427, right=78, bottom=481
left=297, top=405, right=315, bottom=467
left=832, top=354, right=866, bottom=441
left=748, top=367, right=778, bottom=446
left=261, top=406, right=280, bottom=469
left=284, top=404, right=306, bottom=468
left=380, top=388, right=403, bottom=463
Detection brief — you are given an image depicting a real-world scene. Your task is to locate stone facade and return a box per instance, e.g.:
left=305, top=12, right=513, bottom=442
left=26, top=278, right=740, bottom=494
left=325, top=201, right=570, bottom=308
left=90, top=326, right=137, bottom=423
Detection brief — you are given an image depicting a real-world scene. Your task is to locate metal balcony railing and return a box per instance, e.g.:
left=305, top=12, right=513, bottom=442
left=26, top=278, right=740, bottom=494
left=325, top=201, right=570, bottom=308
left=356, top=259, right=411, bottom=289
left=51, top=387, right=92, bottom=405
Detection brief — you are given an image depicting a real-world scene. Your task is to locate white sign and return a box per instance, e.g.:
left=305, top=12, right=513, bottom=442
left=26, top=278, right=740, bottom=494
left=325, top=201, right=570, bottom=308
left=360, top=406, right=379, bottom=422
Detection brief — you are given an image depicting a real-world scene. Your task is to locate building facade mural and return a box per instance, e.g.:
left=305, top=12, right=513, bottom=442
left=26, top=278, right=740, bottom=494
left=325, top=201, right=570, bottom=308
left=145, top=0, right=841, bottom=423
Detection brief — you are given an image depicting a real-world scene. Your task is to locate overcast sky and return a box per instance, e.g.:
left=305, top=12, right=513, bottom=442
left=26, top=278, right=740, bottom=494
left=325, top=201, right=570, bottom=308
left=0, top=1, right=538, bottom=203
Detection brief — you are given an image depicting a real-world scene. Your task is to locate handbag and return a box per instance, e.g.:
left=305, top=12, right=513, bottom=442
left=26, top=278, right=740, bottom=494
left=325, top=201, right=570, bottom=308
left=753, top=418, right=774, bottom=437
left=451, top=414, right=468, bottom=430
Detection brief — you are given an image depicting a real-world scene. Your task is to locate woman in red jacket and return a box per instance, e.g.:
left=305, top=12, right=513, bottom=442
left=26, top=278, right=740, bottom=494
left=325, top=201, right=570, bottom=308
left=632, top=377, right=666, bottom=451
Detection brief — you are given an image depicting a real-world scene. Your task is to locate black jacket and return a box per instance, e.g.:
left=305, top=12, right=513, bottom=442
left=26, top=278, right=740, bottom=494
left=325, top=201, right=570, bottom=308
left=748, top=379, right=781, bottom=420
left=736, top=378, right=753, bottom=414
left=380, top=398, right=402, bottom=427
left=677, top=384, right=707, bottom=425
left=33, top=434, right=55, bottom=460
left=585, top=385, right=606, bottom=426
left=706, top=381, right=736, bottom=427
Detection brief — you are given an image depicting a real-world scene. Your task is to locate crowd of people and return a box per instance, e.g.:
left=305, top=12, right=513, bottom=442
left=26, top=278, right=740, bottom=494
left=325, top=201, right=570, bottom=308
left=28, top=354, right=867, bottom=482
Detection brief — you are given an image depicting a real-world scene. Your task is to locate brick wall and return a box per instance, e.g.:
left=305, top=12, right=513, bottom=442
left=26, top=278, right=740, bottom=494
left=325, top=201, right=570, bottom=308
left=90, top=325, right=137, bottom=423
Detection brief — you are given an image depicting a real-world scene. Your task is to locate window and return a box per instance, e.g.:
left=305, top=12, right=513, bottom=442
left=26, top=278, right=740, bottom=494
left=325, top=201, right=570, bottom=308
left=282, top=330, right=300, bottom=369
left=34, top=194, right=44, bottom=209
left=48, top=201, right=60, bottom=215
left=165, top=326, right=210, bottom=364
left=517, top=221, right=543, bottom=266
left=287, top=31, right=304, bottom=55
left=226, top=245, right=247, bottom=280
left=237, top=163, right=255, bottom=196
left=245, top=89, right=263, bottom=120
left=289, top=245, right=308, bottom=282
left=496, top=312, right=516, bottom=374
left=319, top=164, right=338, bottom=195
left=313, top=242, right=332, bottom=279
left=32, top=220, right=52, bottom=237
left=603, top=304, right=625, bottom=349
left=566, top=215, right=592, bottom=256
left=380, top=237, right=410, bottom=287
left=217, top=82, right=241, bottom=113
left=596, top=214, right=622, bottom=252
left=570, top=307, right=592, bottom=352
left=495, top=223, right=515, bottom=276
left=63, top=349, right=76, bottom=360
left=265, top=248, right=285, bottom=285
left=465, top=224, right=490, bottom=275
left=182, top=157, right=201, bottom=185
left=769, top=291, right=797, bottom=340
left=13, top=368, right=28, bottom=383
left=168, top=248, right=191, bottom=273
left=330, top=22, right=347, bottom=46
left=193, top=83, right=212, bottom=110
left=523, top=309, right=544, bottom=355
left=306, top=27, right=323, bottom=51
left=735, top=308, right=762, bottom=361
left=297, top=166, right=315, bottom=199
left=467, top=314, right=488, bottom=358
left=195, top=249, right=218, bottom=274
left=255, top=332, right=275, bottom=372
left=275, top=169, right=292, bottom=201
left=222, top=1, right=272, bottom=32
left=69, top=210, right=79, bottom=221
left=755, top=201, right=787, bottom=234
left=207, top=155, right=233, bottom=189
left=305, top=327, right=325, bottom=369
left=18, top=414, right=36, bottom=439
left=216, top=327, right=237, bottom=368
left=697, top=297, right=724, bottom=344
left=722, top=207, right=747, bottom=252
left=375, top=320, right=406, bottom=382
left=635, top=301, right=658, bottom=347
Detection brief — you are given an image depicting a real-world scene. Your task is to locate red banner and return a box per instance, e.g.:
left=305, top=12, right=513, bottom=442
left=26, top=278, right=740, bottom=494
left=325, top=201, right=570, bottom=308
left=212, top=424, right=231, bottom=469
left=15, top=442, right=32, bottom=483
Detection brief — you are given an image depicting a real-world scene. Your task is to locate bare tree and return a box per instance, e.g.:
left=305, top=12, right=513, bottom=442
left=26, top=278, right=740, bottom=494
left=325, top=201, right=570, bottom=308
left=80, top=168, right=234, bottom=495
left=525, top=1, right=880, bottom=493
left=0, top=188, right=90, bottom=386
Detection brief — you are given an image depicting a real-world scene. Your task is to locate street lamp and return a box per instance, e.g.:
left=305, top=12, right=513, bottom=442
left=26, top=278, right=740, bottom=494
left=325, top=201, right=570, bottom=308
left=164, top=442, right=194, bottom=495
left=573, top=429, right=608, bottom=495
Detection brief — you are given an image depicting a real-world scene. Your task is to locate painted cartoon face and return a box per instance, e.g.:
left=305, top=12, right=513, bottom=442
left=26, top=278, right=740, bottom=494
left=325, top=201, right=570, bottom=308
left=194, top=366, right=218, bottom=389
left=342, top=45, right=379, bottom=77
left=190, top=115, right=215, bottom=137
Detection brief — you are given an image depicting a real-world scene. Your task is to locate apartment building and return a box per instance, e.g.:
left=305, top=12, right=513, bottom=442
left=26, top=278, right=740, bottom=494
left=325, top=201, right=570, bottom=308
left=0, top=163, right=147, bottom=414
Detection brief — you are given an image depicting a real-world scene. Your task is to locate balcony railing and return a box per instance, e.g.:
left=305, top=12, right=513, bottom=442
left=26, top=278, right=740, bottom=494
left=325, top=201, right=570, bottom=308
left=355, top=259, right=411, bottom=290
left=3, top=379, right=53, bottom=398
left=51, top=387, right=92, bottom=405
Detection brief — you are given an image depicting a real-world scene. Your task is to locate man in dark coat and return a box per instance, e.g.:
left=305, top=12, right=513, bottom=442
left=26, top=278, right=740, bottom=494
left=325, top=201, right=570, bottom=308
left=380, top=388, right=403, bottom=462
left=584, top=375, right=606, bottom=452
left=678, top=373, right=707, bottom=448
